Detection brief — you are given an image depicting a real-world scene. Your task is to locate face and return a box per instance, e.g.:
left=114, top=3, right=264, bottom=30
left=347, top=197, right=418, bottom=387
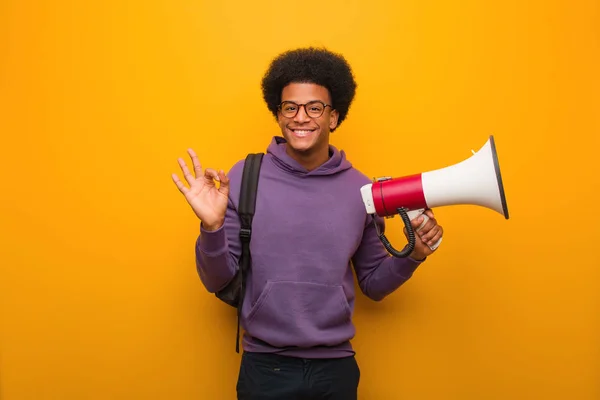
left=277, top=83, right=339, bottom=160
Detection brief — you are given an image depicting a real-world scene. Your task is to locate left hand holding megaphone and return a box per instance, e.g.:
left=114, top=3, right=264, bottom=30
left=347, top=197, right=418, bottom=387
left=404, top=209, right=443, bottom=261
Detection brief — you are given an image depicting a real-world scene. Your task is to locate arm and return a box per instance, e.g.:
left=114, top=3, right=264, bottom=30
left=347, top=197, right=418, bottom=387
left=351, top=214, right=424, bottom=302
left=194, top=195, right=243, bottom=293
left=171, top=148, right=244, bottom=294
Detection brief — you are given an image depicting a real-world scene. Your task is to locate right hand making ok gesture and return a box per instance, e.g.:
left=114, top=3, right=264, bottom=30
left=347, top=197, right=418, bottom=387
left=172, top=149, right=230, bottom=231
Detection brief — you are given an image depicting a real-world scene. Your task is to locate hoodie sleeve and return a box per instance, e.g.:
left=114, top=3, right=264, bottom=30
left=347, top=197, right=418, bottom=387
left=194, top=195, right=243, bottom=293
left=351, top=214, right=424, bottom=301
left=194, top=161, right=246, bottom=293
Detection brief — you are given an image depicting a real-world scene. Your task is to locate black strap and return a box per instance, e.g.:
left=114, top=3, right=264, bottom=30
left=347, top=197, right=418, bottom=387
left=236, top=153, right=263, bottom=353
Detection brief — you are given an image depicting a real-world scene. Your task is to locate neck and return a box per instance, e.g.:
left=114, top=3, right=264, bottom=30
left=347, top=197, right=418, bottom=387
left=285, top=145, right=330, bottom=171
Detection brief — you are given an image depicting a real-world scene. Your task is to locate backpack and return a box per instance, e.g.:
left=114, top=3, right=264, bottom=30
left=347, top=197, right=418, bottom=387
left=214, top=152, right=264, bottom=353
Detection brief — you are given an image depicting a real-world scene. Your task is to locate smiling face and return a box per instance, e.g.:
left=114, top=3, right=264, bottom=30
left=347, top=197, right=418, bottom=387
left=277, top=82, right=339, bottom=170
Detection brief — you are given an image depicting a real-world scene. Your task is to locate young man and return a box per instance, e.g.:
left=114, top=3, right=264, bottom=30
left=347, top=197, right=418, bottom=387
left=172, top=47, right=443, bottom=399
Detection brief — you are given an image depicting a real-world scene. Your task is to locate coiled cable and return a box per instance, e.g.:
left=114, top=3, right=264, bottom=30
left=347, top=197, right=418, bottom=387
left=373, top=207, right=416, bottom=258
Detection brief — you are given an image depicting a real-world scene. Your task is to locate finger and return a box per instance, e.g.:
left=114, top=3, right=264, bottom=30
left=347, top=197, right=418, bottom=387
left=171, top=173, right=189, bottom=194
left=416, top=216, right=437, bottom=237
left=188, top=148, right=202, bottom=178
left=410, top=215, right=425, bottom=229
left=217, top=170, right=230, bottom=195
left=423, top=225, right=443, bottom=245
left=178, top=158, right=196, bottom=186
left=424, top=208, right=435, bottom=219
left=426, top=226, right=443, bottom=248
left=203, top=168, right=219, bottom=185
left=420, top=225, right=440, bottom=243
left=404, top=226, right=425, bottom=246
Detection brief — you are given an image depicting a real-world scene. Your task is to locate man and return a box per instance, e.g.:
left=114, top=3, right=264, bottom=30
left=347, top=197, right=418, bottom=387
left=172, top=47, right=443, bottom=399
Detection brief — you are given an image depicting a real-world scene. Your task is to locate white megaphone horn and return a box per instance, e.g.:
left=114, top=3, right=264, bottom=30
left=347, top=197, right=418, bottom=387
left=360, top=135, right=509, bottom=258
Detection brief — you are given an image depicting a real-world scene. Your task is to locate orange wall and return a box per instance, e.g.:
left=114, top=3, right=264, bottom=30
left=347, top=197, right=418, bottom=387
left=1, top=1, right=599, bottom=399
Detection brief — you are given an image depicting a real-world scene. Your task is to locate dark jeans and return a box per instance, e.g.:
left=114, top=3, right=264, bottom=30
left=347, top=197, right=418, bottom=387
left=236, top=352, right=360, bottom=400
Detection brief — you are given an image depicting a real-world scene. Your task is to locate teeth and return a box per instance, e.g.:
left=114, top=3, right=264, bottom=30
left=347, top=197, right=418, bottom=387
left=293, top=129, right=313, bottom=137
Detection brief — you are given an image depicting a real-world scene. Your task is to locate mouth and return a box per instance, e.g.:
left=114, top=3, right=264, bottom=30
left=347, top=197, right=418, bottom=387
left=288, top=127, right=317, bottom=138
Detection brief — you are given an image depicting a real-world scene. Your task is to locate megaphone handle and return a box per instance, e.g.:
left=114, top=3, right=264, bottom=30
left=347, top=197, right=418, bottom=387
left=406, top=209, right=442, bottom=251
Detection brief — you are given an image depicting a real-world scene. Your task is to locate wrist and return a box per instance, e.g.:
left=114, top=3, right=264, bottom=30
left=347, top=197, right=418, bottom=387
left=201, top=220, right=224, bottom=232
left=409, top=251, right=426, bottom=262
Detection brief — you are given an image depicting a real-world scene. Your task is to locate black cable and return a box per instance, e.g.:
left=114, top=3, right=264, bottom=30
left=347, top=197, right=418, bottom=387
left=373, top=207, right=416, bottom=258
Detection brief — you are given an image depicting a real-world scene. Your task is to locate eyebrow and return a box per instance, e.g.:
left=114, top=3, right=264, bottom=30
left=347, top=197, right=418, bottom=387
left=281, top=100, right=327, bottom=104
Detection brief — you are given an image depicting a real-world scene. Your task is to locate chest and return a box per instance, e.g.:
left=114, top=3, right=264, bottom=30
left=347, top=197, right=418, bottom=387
left=246, top=173, right=367, bottom=274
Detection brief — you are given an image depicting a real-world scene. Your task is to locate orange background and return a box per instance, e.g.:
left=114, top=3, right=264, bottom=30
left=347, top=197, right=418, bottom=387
left=1, top=1, right=599, bottom=399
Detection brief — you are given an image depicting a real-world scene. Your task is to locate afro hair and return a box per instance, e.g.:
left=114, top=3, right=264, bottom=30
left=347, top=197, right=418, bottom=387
left=261, top=47, right=357, bottom=131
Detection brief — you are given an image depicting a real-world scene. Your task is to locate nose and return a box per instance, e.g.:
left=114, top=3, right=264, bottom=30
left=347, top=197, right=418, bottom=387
left=293, top=105, right=311, bottom=123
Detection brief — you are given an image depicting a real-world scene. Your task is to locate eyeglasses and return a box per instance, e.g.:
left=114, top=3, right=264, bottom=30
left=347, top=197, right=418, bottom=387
left=278, top=100, right=332, bottom=118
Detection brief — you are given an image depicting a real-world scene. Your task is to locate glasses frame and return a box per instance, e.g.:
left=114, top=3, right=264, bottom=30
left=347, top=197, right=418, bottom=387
left=277, top=100, right=333, bottom=119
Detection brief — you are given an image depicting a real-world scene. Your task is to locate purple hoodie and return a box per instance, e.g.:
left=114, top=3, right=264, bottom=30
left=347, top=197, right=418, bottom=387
left=195, top=136, right=424, bottom=358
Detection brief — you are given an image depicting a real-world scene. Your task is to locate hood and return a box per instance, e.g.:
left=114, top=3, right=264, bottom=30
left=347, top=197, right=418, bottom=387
left=266, top=136, right=353, bottom=177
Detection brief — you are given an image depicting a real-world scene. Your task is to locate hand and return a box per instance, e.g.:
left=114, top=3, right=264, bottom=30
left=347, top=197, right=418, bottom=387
left=404, top=209, right=443, bottom=261
left=172, top=149, right=230, bottom=230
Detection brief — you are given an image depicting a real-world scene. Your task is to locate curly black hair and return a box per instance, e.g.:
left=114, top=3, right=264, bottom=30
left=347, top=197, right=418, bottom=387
left=261, top=47, right=357, bottom=131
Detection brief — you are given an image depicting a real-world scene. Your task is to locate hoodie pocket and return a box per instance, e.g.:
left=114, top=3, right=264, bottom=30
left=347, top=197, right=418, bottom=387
left=244, top=281, right=354, bottom=348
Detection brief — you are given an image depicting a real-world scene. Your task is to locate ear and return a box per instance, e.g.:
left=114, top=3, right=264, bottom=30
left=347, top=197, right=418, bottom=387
left=329, top=109, right=339, bottom=130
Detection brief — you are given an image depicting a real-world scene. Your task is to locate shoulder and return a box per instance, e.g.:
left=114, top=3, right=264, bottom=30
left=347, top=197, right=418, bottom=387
left=226, top=154, right=268, bottom=201
left=340, top=165, right=373, bottom=188
left=223, top=159, right=246, bottom=203
left=227, top=158, right=246, bottom=181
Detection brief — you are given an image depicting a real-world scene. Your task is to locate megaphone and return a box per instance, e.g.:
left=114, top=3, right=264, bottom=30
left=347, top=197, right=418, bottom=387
left=360, top=135, right=509, bottom=258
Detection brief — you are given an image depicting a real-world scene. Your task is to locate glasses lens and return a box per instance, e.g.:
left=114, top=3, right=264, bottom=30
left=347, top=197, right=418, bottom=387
left=280, top=102, right=298, bottom=117
left=306, top=101, right=325, bottom=117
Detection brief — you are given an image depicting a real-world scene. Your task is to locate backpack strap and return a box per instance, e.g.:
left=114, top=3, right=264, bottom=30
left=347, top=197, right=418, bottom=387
left=235, top=152, right=264, bottom=353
